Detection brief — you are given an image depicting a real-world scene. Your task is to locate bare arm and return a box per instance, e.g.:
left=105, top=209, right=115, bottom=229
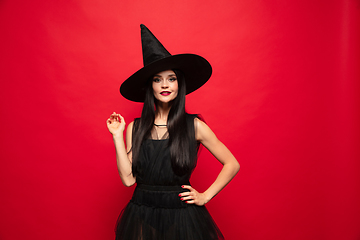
left=180, top=118, right=240, bottom=205
left=106, top=112, right=136, bottom=187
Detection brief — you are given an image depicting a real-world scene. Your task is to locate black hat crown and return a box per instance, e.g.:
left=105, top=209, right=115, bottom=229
left=141, top=24, right=171, bottom=66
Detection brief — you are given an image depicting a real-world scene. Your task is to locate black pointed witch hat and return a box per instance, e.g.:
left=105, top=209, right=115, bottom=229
left=120, top=24, right=212, bottom=102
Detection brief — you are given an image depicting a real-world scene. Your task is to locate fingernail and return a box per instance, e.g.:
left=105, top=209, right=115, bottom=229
left=181, top=198, right=184, bottom=200
left=178, top=194, right=181, bottom=196
left=181, top=185, right=184, bottom=188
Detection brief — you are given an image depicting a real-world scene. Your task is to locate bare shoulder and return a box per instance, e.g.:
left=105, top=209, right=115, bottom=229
left=127, top=120, right=135, bottom=129
left=125, top=121, right=135, bottom=151
left=194, top=117, right=218, bottom=143
left=126, top=121, right=134, bottom=136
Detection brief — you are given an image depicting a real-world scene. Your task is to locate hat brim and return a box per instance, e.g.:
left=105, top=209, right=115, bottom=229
left=120, top=54, right=212, bottom=102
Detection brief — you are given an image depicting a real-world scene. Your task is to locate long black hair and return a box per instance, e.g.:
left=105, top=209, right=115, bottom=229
left=131, top=69, right=198, bottom=176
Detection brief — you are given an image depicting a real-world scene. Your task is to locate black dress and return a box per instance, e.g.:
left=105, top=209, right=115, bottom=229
left=115, top=116, right=224, bottom=240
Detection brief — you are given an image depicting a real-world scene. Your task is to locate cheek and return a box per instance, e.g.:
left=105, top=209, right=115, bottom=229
left=173, top=82, right=179, bottom=92
left=152, top=83, right=159, bottom=93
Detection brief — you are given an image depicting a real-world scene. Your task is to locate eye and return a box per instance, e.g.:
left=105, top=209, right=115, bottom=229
left=169, top=77, right=177, bottom=82
left=153, top=78, right=161, bottom=83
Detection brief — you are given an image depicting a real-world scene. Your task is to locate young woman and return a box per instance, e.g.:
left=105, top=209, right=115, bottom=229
left=107, top=24, right=239, bottom=240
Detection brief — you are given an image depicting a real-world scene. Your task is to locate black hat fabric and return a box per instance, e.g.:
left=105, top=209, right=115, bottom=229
left=120, top=24, right=212, bottom=102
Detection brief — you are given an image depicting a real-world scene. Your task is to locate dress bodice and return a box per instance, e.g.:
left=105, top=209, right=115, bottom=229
left=135, top=139, right=192, bottom=186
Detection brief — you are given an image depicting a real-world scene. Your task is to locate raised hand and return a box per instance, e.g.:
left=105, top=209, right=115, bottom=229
left=179, top=185, right=209, bottom=206
left=107, top=112, right=126, bottom=136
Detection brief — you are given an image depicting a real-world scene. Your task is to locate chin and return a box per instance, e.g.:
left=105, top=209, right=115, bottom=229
left=159, top=99, right=174, bottom=104
left=156, top=94, right=177, bottom=103
left=156, top=97, right=176, bottom=104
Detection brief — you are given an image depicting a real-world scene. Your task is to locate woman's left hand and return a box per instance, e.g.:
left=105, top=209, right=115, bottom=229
left=179, top=185, right=209, bottom=206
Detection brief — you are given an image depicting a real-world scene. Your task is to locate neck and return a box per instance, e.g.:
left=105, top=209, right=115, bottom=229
left=155, top=101, right=172, bottom=123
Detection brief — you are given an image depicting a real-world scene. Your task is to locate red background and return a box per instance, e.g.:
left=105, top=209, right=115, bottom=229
left=1, top=1, right=359, bottom=239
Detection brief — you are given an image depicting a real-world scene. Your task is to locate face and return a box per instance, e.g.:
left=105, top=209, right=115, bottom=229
left=152, top=70, right=179, bottom=103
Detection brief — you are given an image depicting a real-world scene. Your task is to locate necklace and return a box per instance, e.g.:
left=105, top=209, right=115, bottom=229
left=154, top=123, right=167, bottom=127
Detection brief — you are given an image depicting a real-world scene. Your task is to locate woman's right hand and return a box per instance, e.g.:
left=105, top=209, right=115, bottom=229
left=107, top=112, right=126, bottom=137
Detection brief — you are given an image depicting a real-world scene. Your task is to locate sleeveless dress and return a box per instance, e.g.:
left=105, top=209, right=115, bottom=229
left=115, top=115, right=224, bottom=240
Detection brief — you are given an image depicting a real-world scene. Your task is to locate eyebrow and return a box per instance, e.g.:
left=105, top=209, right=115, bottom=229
left=153, top=74, right=177, bottom=78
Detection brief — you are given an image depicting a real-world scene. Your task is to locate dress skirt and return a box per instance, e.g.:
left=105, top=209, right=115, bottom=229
left=115, top=184, right=224, bottom=240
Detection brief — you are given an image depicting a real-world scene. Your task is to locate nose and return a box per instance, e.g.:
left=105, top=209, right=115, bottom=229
left=161, top=80, right=169, bottom=88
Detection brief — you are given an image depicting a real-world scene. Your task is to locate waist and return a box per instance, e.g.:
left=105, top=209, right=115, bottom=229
left=131, top=184, right=190, bottom=209
left=136, top=184, right=187, bottom=191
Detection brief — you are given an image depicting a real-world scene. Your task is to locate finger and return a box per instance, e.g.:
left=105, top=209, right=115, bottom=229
left=118, top=114, right=125, bottom=124
left=181, top=185, right=193, bottom=191
left=179, top=191, right=191, bottom=197
left=111, top=115, right=120, bottom=122
left=179, top=192, right=190, bottom=197
left=185, top=200, right=195, bottom=204
left=180, top=195, right=193, bottom=201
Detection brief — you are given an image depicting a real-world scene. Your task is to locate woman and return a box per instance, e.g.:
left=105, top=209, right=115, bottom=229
left=107, top=24, right=239, bottom=240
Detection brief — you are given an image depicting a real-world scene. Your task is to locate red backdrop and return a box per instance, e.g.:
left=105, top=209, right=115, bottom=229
left=1, top=1, right=359, bottom=239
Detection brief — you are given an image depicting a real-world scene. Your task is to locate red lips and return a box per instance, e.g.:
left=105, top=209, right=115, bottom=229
left=160, top=91, right=171, bottom=96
